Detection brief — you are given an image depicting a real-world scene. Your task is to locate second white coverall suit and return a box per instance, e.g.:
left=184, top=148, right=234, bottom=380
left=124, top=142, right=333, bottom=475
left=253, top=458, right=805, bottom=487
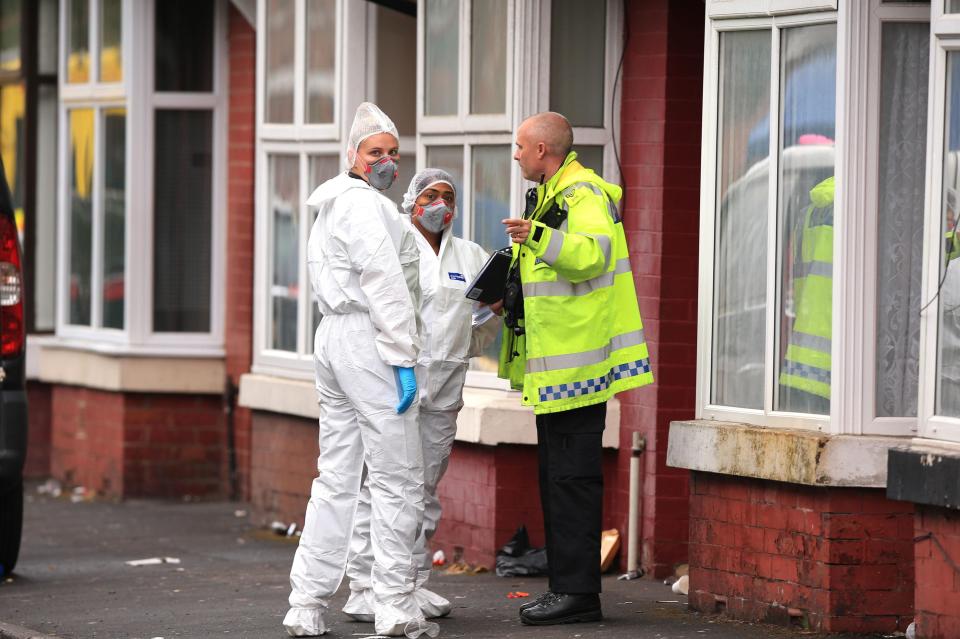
left=343, top=171, right=501, bottom=621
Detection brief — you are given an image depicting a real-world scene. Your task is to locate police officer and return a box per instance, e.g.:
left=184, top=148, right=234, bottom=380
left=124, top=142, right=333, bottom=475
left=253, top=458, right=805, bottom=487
left=499, top=112, right=653, bottom=626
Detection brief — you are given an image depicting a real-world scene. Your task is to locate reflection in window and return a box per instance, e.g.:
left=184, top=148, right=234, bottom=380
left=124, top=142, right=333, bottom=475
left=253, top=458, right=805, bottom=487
left=938, top=52, right=960, bottom=417
left=308, top=155, right=339, bottom=343
left=775, top=24, right=837, bottom=415
left=470, top=0, right=506, bottom=115
left=472, top=146, right=510, bottom=372
left=68, top=109, right=94, bottom=326
left=100, top=0, right=122, bottom=83
left=305, top=0, right=336, bottom=124
left=0, top=84, right=25, bottom=243
left=712, top=30, right=770, bottom=410
left=102, top=108, right=125, bottom=329
left=68, top=0, right=90, bottom=84
left=374, top=5, right=416, bottom=136
left=153, top=110, right=212, bottom=332
left=424, top=0, right=458, bottom=116
left=266, top=0, right=295, bottom=123
left=269, top=155, right=299, bottom=352
left=550, top=0, right=605, bottom=127
left=0, top=0, right=20, bottom=74
left=155, top=0, right=214, bottom=92
left=875, top=22, right=928, bottom=418
left=425, top=146, right=463, bottom=236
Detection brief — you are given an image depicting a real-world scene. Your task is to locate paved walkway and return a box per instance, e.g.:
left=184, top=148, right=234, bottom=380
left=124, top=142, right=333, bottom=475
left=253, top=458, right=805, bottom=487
left=0, top=485, right=900, bottom=639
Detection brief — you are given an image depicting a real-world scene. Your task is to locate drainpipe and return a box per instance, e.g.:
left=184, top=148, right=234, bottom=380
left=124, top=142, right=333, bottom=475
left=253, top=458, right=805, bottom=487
left=619, top=431, right=646, bottom=580
left=224, top=376, right=239, bottom=501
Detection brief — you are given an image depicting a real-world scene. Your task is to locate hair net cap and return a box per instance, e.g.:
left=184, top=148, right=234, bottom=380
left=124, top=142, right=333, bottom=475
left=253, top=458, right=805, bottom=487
left=346, top=102, right=399, bottom=168
left=401, top=168, right=457, bottom=214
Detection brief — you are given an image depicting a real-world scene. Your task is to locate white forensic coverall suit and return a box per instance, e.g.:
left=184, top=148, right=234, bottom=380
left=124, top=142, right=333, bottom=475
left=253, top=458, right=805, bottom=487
left=283, top=171, right=431, bottom=638
left=343, top=212, right=501, bottom=620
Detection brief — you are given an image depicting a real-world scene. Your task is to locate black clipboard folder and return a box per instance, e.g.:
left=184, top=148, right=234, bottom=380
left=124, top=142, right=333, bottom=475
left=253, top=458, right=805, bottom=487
left=465, top=247, right=513, bottom=304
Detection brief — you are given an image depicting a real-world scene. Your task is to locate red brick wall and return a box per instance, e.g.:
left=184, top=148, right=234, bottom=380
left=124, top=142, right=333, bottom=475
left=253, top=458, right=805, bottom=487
left=249, top=411, right=318, bottom=527
left=616, top=0, right=703, bottom=577
left=914, top=506, right=960, bottom=639
left=225, top=6, right=256, bottom=501
left=688, top=472, right=914, bottom=633
left=24, top=381, right=52, bottom=478
left=49, top=386, right=224, bottom=498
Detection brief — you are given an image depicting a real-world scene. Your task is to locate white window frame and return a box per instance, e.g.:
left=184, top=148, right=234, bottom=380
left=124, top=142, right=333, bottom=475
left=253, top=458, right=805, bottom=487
left=919, top=2, right=960, bottom=443
left=707, top=0, right=838, bottom=20
left=418, top=0, right=624, bottom=389
left=253, top=0, right=394, bottom=379
left=56, top=0, right=228, bottom=356
left=695, top=8, right=843, bottom=433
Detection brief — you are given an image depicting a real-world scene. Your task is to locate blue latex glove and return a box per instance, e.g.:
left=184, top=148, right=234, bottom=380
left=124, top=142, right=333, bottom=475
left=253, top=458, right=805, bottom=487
left=394, top=366, right=417, bottom=414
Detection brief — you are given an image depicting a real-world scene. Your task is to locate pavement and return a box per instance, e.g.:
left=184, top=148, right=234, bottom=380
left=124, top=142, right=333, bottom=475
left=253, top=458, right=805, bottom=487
left=0, top=482, right=905, bottom=639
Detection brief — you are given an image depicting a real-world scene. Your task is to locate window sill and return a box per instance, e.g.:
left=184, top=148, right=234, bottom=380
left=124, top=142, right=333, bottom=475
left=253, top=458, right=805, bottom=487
left=28, top=337, right=225, bottom=394
left=667, top=419, right=906, bottom=488
left=238, top=373, right=621, bottom=448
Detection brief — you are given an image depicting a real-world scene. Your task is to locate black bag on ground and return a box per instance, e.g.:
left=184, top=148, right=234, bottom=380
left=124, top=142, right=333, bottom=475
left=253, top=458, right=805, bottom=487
left=495, top=525, right=548, bottom=577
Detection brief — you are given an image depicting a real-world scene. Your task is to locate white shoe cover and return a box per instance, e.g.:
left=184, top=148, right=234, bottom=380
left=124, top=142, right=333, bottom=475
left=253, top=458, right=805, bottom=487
left=414, top=587, right=452, bottom=619
left=342, top=588, right=375, bottom=623
left=283, top=607, right=328, bottom=637
left=374, top=600, right=439, bottom=638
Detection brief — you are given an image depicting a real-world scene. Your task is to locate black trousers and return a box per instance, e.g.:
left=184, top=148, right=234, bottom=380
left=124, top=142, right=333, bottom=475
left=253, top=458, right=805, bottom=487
left=536, top=401, right=606, bottom=594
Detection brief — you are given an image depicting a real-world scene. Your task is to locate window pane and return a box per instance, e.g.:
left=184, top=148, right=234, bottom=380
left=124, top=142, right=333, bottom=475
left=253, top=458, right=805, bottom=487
left=949, top=0, right=960, bottom=12
left=155, top=0, right=214, bottom=92
left=102, top=108, right=125, bottom=329
left=425, top=146, right=463, bottom=237
left=68, top=0, right=90, bottom=84
left=39, top=0, right=58, bottom=74
left=470, top=0, right=506, bottom=115
left=573, top=145, right=603, bottom=175
left=374, top=4, right=416, bottom=136
left=269, top=155, right=298, bottom=352
left=424, top=0, right=458, bottom=117
left=0, top=0, right=20, bottom=74
left=550, top=0, right=605, bottom=127
left=712, top=30, right=770, bottom=410
left=153, top=110, right=212, bottom=332
left=775, top=24, right=836, bottom=415
left=266, top=0, right=295, bottom=123
left=308, top=155, right=339, bottom=346
left=472, top=146, right=510, bottom=373
left=68, top=109, right=93, bottom=326
left=35, top=85, right=57, bottom=331
left=305, top=0, right=335, bottom=124
left=100, top=0, right=122, bottom=83
left=937, top=52, right=960, bottom=417
left=875, top=23, right=928, bottom=418
left=0, top=84, right=25, bottom=247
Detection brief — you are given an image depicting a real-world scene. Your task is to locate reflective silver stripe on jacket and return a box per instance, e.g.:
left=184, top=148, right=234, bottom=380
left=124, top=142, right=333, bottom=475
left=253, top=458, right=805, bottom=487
left=523, top=257, right=632, bottom=298
left=526, top=328, right=646, bottom=374
left=788, top=331, right=831, bottom=354
left=541, top=229, right=564, bottom=264
left=794, top=260, right=832, bottom=278
left=782, top=360, right=831, bottom=385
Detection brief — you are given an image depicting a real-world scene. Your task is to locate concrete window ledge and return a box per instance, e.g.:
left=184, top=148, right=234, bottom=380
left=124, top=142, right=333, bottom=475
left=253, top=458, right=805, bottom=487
left=239, top=373, right=621, bottom=448
left=667, top=419, right=907, bottom=488
left=30, top=340, right=226, bottom=394
left=887, top=439, right=960, bottom=509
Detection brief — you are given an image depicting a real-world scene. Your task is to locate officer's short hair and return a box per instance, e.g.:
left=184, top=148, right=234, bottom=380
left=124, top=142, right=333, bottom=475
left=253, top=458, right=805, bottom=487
left=525, top=112, right=573, bottom=158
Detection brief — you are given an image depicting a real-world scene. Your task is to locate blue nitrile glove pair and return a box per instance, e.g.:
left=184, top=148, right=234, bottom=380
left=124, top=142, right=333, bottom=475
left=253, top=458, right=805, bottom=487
left=394, top=366, right=417, bottom=414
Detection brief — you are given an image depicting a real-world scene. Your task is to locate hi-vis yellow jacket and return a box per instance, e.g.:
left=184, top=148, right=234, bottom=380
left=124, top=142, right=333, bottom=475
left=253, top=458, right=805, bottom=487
left=498, top=152, right=653, bottom=414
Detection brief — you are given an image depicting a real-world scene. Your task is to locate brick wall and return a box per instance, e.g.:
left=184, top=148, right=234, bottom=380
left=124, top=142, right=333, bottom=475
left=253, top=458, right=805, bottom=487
left=688, top=472, right=914, bottom=633
left=49, top=386, right=224, bottom=498
left=225, top=5, right=256, bottom=501
left=249, top=411, right=318, bottom=527
left=615, top=0, right=703, bottom=577
left=914, top=506, right=960, bottom=639
left=24, top=381, right=51, bottom=478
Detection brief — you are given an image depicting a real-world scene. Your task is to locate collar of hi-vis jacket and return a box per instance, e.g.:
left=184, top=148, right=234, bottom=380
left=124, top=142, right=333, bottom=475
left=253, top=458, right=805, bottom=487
left=531, top=152, right=580, bottom=218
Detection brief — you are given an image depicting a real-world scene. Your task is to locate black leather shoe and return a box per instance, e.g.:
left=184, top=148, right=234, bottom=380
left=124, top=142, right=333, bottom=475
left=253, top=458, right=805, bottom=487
left=519, top=593, right=602, bottom=626
left=518, top=591, right=555, bottom=613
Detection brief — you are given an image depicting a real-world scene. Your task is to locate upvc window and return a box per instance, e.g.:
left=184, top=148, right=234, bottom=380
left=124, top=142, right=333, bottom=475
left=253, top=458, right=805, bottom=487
left=699, top=1, right=936, bottom=436
left=253, top=0, right=417, bottom=377
left=418, top=0, right=623, bottom=382
left=57, top=0, right=226, bottom=352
